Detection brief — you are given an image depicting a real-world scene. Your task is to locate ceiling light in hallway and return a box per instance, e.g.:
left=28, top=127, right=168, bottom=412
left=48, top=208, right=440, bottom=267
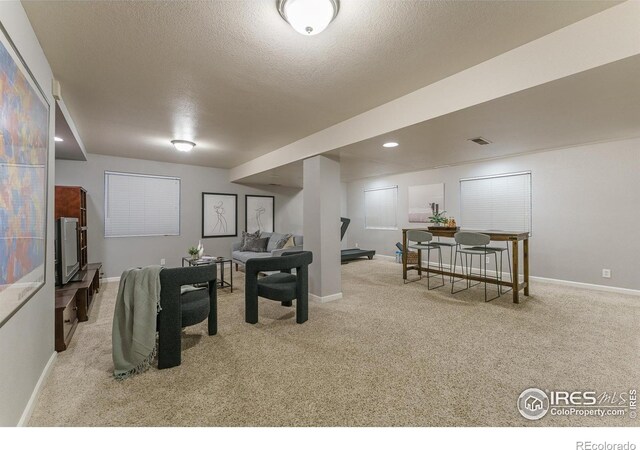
left=277, top=0, right=339, bottom=36
left=383, top=142, right=399, bottom=148
left=54, top=136, right=63, bottom=142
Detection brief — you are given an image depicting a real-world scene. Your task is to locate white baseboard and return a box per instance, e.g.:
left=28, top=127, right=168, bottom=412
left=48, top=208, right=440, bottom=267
left=18, top=351, right=57, bottom=427
left=530, top=276, right=640, bottom=297
left=103, top=276, right=120, bottom=283
left=310, top=292, right=343, bottom=303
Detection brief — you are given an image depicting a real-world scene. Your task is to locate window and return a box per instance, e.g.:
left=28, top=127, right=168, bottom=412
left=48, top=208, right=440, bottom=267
left=460, top=171, right=531, bottom=233
left=104, top=171, right=180, bottom=237
left=364, top=186, right=398, bottom=230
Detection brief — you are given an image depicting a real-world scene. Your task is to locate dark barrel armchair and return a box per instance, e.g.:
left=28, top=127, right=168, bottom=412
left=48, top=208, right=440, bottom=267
left=158, top=265, right=217, bottom=369
left=245, top=251, right=313, bottom=325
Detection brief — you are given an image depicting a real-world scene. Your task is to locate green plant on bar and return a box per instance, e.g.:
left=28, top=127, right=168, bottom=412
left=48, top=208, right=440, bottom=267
left=428, top=210, right=448, bottom=225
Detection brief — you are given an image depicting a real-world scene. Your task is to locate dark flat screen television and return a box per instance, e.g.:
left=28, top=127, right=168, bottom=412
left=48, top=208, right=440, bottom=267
left=56, top=217, right=80, bottom=285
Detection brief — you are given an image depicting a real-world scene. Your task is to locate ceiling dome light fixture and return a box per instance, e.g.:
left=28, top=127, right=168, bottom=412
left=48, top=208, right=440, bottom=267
left=277, top=0, right=339, bottom=36
left=383, top=142, right=399, bottom=148
left=171, top=139, right=196, bottom=152
left=54, top=136, right=63, bottom=142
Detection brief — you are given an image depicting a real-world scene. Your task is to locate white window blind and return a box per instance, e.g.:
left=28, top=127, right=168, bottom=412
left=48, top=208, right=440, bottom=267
left=460, top=171, right=531, bottom=233
left=365, top=186, right=398, bottom=230
left=104, top=171, right=180, bottom=237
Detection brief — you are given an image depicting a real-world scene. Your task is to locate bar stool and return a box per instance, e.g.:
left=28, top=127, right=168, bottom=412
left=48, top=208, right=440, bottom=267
left=451, top=232, right=501, bottom=302
left=405, top=230, right=445, bottom=290
left=470, top=242, right=512, bottom=295
left=433, top=237, right=456, bottom=282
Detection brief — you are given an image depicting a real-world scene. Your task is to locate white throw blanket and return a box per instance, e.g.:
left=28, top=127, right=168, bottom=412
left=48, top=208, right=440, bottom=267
left=112, top=266, right=163, bottom=380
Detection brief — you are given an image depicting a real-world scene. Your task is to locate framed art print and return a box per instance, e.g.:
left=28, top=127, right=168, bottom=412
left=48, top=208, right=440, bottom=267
left=245, top=195, right=274, bottom=234
left=0, top=21, right=50, bottom=327
left=202, top=192, right=237, bottom=238
left=408, top=183, right=444, bottom=223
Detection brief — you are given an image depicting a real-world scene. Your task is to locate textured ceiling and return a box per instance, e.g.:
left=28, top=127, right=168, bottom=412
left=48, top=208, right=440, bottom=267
left=239, top=55, right=640, bottom=187
left=24, top=0, right=619, bottom=168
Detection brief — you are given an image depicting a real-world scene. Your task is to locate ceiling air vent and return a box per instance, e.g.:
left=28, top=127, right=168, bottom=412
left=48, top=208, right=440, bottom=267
left=468, top=137, right=492, bottom=145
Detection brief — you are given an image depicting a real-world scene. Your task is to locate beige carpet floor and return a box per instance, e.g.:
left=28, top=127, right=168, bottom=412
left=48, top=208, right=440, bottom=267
left=29, top=259, right=639, bottom=426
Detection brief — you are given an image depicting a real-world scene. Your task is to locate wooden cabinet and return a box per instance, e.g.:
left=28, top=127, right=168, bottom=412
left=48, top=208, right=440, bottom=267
left=56, top=263, right=102, bottom=323
left=55, top=290, right=78, bottom=352
left=55, top=262, right=102, bottom=351
left=54, top=186, right=101, bottom=352
left=55, top=186, right=88, bottom=270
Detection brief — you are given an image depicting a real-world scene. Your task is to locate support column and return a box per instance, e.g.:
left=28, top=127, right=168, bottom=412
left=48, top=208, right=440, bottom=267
left=303, top=155, right=342, bottom=302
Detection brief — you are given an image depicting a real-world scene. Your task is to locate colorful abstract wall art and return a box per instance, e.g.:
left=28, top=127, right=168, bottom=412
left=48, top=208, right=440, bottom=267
left=0, top=24, right=49, bottom=326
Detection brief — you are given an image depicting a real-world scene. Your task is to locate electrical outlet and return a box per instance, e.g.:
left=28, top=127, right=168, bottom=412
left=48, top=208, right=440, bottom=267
left=485, top=256, right=491, bottom=264
left=160, top=258, right=166, bottom=266
left=355, top=242, right=358, bottom=248
left=602, top=269, right=611, bottom=279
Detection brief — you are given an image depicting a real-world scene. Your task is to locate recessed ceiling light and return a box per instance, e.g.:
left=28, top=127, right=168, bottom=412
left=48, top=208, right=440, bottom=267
left=54, top=136, right=63, bottom=142
left=277, top=0, right=339, bottom=36
left=383, top=142, right=399, bottom=148
left=171, top=140, right=196, bottom=152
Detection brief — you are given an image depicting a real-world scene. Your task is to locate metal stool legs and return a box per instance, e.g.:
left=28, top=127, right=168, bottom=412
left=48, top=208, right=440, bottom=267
left=450, top=246, right=501, bottom=301
left=425, top=246, right=445, bottom=290
left=404, top=246, right=445, bottom=289
left=451, top=246, right=469, bottom=294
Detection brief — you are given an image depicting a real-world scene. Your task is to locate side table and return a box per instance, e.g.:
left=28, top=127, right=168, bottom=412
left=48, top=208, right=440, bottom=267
left=181, top=256, right=233, bottom=292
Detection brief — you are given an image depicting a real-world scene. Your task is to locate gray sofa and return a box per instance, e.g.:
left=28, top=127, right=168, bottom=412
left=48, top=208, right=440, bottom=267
left=232, top=232, right=303, bottom=271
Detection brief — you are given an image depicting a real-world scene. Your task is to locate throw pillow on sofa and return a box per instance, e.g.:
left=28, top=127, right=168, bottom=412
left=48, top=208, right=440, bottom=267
left=266, top=232, right=288, bottom=252
left=273, top=233, right=293, bottom=250
left=240, top=230, right=260, bottom=248
left=241, top=234, right=268, bottom=252
left=282, top=235, right=295, bottom=249
left=250, top=237, right=270, bottom=252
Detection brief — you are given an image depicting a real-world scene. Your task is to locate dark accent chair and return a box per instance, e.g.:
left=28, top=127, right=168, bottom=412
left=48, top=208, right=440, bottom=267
left=245, top=251, right=313, bottom=325
left=157, top=265, right=217, bottom=369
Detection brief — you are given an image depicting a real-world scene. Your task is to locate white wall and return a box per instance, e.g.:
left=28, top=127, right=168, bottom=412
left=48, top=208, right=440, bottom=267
left=272, top=184, right=304, bottom=238
left=0, top=2, right=56, bottom=426
left=346, top=138, right=640, bottom=291
left=55, top=154, right=303, bottom=278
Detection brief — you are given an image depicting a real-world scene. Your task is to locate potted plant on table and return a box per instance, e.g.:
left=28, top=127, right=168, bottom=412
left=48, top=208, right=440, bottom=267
left=428, top=202, right=448, bottom=227
left=187, top=246, right=200, bottom=260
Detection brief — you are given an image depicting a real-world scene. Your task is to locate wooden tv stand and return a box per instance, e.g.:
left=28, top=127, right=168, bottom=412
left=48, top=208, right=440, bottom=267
left=55, top=290, right=78, bottom=352
left=55, top=262, right=102, bottom=352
